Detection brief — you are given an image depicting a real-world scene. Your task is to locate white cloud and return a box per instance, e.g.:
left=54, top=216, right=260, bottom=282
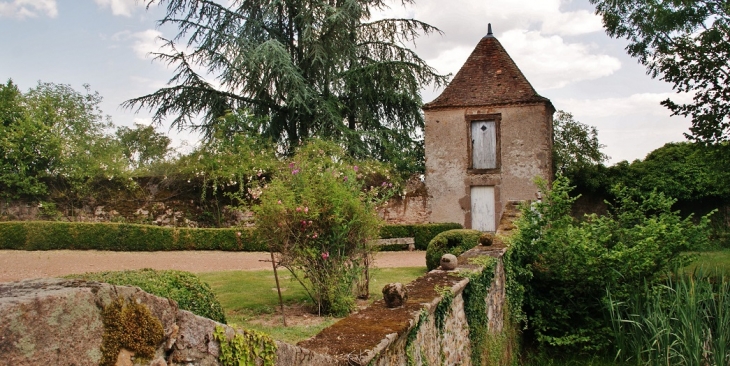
left=0, top=0, right=57, bottom=19
left=500, top=30, right=621, bottom=90
left=94, top=0, right=144, bottom=17
left=130, top=75, right=167, bottom=91
left=131, top=29, right=164, bottom=60
left=111, top=29, right=165, bottom=60
left=555, top=92, right=695, bottom=119
left=373, top=0, right=611, bottom=90
left=554, top=92, right=696, bottom=163
left=541, top=9, right=603, bottom=36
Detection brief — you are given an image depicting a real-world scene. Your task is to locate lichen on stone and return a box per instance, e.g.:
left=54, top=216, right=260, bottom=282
left=99, top=296, right=164, bottom=366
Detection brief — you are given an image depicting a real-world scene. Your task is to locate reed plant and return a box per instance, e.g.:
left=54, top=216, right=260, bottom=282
left=607, top=270, right=730, bottom=365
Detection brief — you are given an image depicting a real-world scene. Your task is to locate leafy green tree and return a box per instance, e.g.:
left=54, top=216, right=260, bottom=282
left=24, top=82, right=130, bottom=199
left=552, top=110, right=608, bottom=176
left=0, top=80, right=129, bottom=199
left=590, top=0, right=730, bottom=143
left=0, top=80, right=25, bottom=127
left=0, top=80, right=61, bottom=198
left=626, top=142, right=730, bottom=202
left=125, top=0, right=447, bottom=174
left=177, top=116, right=279, bottom=205
left=115, top=123, right=171, bottom=170
left=505, top=176, right=711, bottom=351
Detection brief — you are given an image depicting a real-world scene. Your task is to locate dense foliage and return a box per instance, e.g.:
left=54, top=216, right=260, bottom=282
left=115, top=123, right=171, bottom=170
left=126, top=0, right=448, bottom=175
left=0, top=221, right=456, bottom=253
left=552, top=110, right=608, bottom=176
left=0, top=80, right=131, bottom=199
left=255, top=140, right=389, bottom=315
left=425, top=229, right=483, bottom=271
left=505, top=176, right=711, bottom=351
left=71, top=269, right=227, bottom=323
left=0, top=222, right=266, bottom=251
left=608, top=270, right=730, bottom=365
left=590, top=0, right=730, bottom=143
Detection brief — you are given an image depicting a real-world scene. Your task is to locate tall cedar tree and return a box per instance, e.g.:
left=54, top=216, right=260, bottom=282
left=125, top=0, right=448, bottom=173
left=590, top=0, right=730, bottom=143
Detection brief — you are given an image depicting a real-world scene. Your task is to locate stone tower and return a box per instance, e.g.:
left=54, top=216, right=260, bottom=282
left=423, top=25, right=554, bottom=231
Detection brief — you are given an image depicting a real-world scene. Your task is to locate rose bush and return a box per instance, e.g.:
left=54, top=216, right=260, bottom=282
left=255, top=140, right=392, bottom=316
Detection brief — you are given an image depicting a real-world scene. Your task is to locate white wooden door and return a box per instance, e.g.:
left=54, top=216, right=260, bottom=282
left=471, top=120, right=497, bottom=169
left=471, top=186, right=495, bottom=232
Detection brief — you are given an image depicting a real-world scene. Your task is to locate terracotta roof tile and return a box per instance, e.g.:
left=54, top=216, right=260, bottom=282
left=423, top=35, right=550, bottom=110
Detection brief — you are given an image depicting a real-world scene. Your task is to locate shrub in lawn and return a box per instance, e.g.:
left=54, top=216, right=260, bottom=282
left=504, top=176, right=712, bottom=351
left=70, top=269, right=226, bottom=323
left=608, top=270, right=730, bottom=365
left=425, top=229, right=482, bottom=270
left=255, top=140, right=392, bottom=316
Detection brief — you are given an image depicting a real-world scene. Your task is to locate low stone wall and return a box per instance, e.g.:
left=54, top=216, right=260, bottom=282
left=299, top=245, right=507, bottom=365
left=379, top=195, right=430, bottom=225
left=0, top=247, right=507, bottom=366
left=0, top=278, right=339, bottom=366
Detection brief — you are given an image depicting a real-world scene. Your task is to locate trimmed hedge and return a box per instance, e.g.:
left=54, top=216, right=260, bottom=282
left=0, top=221, right=462, bottom=252
left=379, top=222, right=463, bottom=251
left=0, top=221, right=266, bottom=251
left=68, top=269, right=226, bottom=323
left=425, top=229, right=483, bottom=271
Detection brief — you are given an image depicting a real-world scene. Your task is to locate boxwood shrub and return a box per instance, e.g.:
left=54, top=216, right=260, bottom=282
left=68, top=269, right=226, bottom=323
left=425, top=229, right=483, bottom=270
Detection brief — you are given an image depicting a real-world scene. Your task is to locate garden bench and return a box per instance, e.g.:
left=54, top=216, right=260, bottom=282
left=368, top=237, right=415, bottom=251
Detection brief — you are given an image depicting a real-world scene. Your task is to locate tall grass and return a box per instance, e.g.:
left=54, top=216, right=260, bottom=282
left=607, top=270, right=730, bottom=366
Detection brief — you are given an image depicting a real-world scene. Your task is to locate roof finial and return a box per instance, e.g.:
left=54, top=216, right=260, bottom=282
left=485, top=23, right=494, bottom=38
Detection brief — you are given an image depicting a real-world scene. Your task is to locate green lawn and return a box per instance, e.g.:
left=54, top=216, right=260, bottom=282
left=197, top=267, right=426, bottom=343
left=685, top=249, right=730, bottom=274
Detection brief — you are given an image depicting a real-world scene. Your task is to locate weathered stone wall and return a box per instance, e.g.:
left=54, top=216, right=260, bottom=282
left=0, top=199, right=253, bottom=228
left=378, top=195, right=430, bottom=224
left=0, top=278, right=339, bottom=366
left=424, top=104, right=552, bottom=229
left=0, top=248, right=507, bottom=366
left=299, top=245, right=507, bottom=365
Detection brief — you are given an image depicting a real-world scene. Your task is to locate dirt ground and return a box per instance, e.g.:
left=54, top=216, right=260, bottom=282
left=0, top=250, right=426, bottom=283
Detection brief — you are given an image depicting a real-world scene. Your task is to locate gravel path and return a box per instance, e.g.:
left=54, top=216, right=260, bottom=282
left=0, top=250, right=427, bottom=283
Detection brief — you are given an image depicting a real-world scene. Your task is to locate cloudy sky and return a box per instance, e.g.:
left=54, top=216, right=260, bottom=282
left=0, top=0, right=693, bottom=164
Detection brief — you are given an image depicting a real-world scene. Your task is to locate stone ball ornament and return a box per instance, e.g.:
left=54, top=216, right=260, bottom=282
left=382, top=282, right=408, bottom=308
left=440, top=254, right=458, bottom=270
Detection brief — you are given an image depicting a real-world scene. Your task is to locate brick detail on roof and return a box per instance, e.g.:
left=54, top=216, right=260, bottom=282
left=423, top=35, right=550, bottom=110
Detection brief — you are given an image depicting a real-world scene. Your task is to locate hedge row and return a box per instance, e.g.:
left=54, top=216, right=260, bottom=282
left=0, top=221, right=266, bottom=251
left=0, top=221, right=462, bottom=252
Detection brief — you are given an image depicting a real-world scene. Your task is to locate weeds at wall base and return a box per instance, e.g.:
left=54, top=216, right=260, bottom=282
left=213, top=325, right=277, bottom=366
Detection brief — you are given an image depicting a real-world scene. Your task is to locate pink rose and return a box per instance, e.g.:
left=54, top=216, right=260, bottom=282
left=321, top=251, right=329, bottom=260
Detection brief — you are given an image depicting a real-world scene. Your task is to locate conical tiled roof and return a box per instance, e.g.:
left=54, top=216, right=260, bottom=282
left=423, top=32, right=550, bottom=110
